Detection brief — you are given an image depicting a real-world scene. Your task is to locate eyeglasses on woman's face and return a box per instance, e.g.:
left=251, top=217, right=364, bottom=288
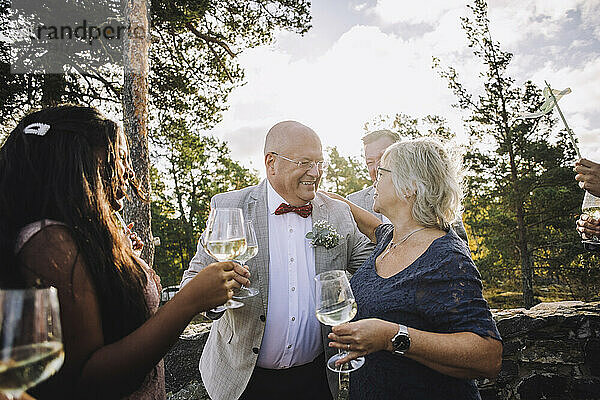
left=270, top=152, right=328, bottom=171
left=376, top=166, right=392, bottom=181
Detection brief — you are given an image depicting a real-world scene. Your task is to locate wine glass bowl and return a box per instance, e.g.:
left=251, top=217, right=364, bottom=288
left=581, top=191, right=600, bottom=251
left=233, top=220, right=259, bottom=299
left=0, top=287, right=64, bottom=399
left=203, top=208, right=247, bottom=311
left=314, top=270, right=364, bottom=373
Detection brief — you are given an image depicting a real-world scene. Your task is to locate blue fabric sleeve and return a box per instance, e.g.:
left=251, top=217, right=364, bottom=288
left=416, top=249, right=501, bottom=341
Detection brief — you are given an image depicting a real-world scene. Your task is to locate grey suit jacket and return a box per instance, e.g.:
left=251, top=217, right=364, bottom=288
left=346, top=185, right=469, bottom=243
left=346, top=185, right=384, bottom=221
left=180, top=180, right=374, bottom=400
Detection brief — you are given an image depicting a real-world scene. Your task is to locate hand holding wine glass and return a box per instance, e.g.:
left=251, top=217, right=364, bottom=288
left=575, top=159, right=600, bottom=251
left=314, top=270, right=364, bottom=373
left=202, top=208, right=248, bottom=312
left=0, top=288, right=64, bottom=400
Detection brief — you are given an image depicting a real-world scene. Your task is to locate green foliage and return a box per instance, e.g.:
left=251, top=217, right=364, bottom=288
left=149, top=0, right=310, bottom=129
left=364, top=113, right=455, bottom=141
left=0, top=1, right=311, bottom=134
left=320, top=146, right=370, bottom=197
left=150, top=121, right=259, bottom=286
left=0, top=0, right=309, bottom=282
left=435, top=0, right=595, bottom=307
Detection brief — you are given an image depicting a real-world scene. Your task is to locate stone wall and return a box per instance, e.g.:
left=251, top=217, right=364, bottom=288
left=165, top=301, right=600, bottom=400
left=479, top=301, right=600, bottom=400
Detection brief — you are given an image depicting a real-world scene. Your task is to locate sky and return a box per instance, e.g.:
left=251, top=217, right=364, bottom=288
left=201, top=0, right=600, bottom=178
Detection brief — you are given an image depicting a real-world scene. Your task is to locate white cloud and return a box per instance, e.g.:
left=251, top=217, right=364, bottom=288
left=352, top=2, right=368, bottom=12
left=208, top=24, right=474, bottom=177
left=488, top=0, right=600, bottom=48
left=529, top=58, right=600, bottom=159
left=371, top=0, right=467, bottom=25
left=205, top=1, right=599, bottom=179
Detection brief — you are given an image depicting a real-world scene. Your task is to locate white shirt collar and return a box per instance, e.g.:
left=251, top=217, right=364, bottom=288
left=267, top=179, right=288, bottom=215
left=266, top=179, right=311, bottom=215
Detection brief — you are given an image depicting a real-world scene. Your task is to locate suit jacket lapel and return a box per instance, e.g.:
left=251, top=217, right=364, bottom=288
left=311, top=196, right=331, bottom=276
left=248, top=180, right=269, bottom=316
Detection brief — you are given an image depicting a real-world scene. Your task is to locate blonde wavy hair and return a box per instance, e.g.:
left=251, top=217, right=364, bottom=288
left=380, top=137, right=463, bottom=230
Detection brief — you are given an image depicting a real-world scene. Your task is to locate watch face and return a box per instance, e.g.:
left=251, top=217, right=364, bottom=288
left=394, top=334, right=410, bottom=352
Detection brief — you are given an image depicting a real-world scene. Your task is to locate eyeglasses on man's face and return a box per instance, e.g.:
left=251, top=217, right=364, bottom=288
left=376, top=166, right=392, bottom=181
left=271, top=152, right=328, bottom=171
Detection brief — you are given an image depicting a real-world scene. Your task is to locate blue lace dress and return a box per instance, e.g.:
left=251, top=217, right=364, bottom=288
left=349, top=224, right=501, bottom=400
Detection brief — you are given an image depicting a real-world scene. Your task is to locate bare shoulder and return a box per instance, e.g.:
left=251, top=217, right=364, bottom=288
left=18, top=224, right=81, bottom=285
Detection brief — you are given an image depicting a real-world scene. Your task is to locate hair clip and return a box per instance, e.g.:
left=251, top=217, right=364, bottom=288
left=23, top=123, right=51, bottom=136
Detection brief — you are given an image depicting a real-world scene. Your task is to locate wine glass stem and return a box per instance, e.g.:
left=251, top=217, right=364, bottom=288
left=336, top=350, right=350, bottom=400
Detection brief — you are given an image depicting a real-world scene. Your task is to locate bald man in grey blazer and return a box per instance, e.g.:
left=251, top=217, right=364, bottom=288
left=347, top=129, right=469, bottom=243
left=180, top=121, right=373, bottom=400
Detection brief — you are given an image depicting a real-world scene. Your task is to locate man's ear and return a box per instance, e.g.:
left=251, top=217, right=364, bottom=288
left=265, top=153, right=276, bottom=175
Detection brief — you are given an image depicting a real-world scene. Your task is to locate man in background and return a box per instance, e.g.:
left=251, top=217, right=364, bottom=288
left=347, top=129, right=469, bottom=243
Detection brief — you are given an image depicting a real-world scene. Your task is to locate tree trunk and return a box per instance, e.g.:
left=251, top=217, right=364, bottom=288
left=123, top=0, right=154, bottom=266
left=40, top=74, right=66, bottom=106
left=169, top=156, right=194, bottom=258
left=507, top=137, right=535, bottom=308
left=516, top=202, right=535, bottom=308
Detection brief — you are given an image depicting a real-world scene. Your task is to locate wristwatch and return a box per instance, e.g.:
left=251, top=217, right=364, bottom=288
left=391, top=324, right=410, bottom=355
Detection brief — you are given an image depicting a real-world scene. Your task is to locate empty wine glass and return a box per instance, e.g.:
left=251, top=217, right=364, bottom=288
left=315, top=270, right=364, bottom=373
left=233, top=220, right=259, bottom=299
left=0, top=287, right=64, bottom=399
left=203, top=208, right=247, bottom=312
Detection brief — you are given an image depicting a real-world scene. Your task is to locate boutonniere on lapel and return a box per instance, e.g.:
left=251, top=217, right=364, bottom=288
left=306, top=220, right=342, bottom=249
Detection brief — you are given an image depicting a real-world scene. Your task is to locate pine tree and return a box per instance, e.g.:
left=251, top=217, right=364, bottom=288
left=434, top=0, right=583, bottom=308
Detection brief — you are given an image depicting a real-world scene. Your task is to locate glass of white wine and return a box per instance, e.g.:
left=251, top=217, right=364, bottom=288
left=315, top=270, right=364, bottom=373
left=203, top=208, right=248, bottom=312
left=233, top=220, right=259, bottom=299
left=582, top=191, right=600, bottom=251
left=0, top=287, right=64, bottom=399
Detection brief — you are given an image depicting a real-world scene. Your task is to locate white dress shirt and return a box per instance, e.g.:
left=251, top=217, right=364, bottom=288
left=256, top=181, right=322, bottom=369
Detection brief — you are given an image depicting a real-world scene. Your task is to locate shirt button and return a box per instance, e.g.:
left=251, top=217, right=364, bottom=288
left=289, top=228, right=293, bottom=233
left=287, top=344, right=292, bottom=349
left=290, top=257, right=294, bottom=263
left=259, top=315, right=266, bottom=322
left=252, top=347, right=259, bottom=354
left=291, top=316, right=295, bottom=321
left=291, top=287, right=296, bottom=292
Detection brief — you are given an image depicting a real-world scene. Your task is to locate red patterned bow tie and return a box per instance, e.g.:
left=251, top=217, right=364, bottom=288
left=274, top=203, right=313, bottom=218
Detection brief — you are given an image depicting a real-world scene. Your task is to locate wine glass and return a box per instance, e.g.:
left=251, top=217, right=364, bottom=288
left=582, top=191, right=600, bottom=251
left=0, top=287, right=64, bottom=399
left=203, top=208, right=247, bottom=312
left=233, top=220, right=259, bottom=299
left=314, top=270, right=364, bottom=373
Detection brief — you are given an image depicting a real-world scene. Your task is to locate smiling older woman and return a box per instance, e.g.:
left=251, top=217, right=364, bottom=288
left=324, top=138, right=502, bottom=400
